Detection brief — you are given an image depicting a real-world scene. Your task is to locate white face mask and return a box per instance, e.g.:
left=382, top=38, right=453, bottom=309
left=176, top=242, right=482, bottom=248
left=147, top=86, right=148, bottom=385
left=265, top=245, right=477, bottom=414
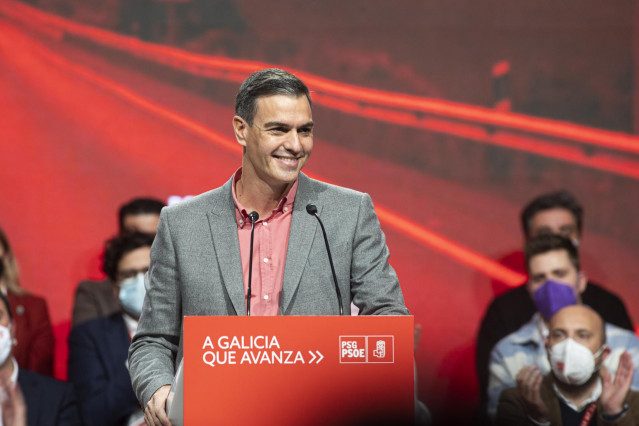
left=549, top=338, right=605, bottom=386
left=0, top=324, right=12, bottom=365
left=119, top=273, right=146, bottom=318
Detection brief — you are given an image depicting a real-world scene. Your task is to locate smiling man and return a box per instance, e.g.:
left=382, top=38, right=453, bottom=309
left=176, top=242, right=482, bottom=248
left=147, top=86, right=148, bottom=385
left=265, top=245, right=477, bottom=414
left=128, top=68, right=410, bottom=425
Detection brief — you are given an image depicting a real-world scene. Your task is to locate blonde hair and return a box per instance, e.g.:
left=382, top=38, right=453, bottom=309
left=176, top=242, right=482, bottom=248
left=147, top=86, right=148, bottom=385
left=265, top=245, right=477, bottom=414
left=0, top=227, right=26, bottom=295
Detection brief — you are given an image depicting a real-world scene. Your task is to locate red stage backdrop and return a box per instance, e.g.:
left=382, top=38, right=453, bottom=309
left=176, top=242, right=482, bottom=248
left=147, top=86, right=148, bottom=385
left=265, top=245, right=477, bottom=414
left=1, top=0, right=638, bottom=423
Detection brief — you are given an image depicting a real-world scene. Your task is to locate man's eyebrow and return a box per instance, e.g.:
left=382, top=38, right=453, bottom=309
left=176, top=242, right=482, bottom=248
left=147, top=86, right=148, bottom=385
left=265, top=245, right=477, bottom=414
left=262, top=121, right=289, bottom=128
left=262, top=121, right=314, bottom=129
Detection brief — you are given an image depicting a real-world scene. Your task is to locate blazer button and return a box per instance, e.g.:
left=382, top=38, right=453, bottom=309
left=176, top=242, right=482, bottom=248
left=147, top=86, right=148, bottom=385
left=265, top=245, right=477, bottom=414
left=16, top=305, right=24, bottom=315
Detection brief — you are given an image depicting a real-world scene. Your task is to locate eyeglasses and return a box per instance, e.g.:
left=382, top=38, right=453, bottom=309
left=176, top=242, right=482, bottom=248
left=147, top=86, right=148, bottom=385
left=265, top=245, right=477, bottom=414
left=116, top=267, right=149, bottom=282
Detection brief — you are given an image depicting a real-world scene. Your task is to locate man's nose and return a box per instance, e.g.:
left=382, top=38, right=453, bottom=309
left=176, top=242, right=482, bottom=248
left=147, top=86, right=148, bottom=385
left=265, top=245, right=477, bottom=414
left=284, top=130, right=302, bottom=151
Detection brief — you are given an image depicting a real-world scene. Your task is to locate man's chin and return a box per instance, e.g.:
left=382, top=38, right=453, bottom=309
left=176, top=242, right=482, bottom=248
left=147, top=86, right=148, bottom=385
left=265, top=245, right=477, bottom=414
left=552, top=371, right=600, bottom=390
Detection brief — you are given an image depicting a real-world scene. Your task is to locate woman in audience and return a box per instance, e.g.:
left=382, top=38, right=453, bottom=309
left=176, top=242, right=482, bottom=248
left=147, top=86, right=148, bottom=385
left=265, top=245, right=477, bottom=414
left=0, top=226, right=54, bottom=375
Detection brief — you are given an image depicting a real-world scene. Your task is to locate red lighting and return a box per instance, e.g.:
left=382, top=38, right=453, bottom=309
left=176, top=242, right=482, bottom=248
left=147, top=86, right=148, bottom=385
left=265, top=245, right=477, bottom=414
left=3, top=0, right=639, bottom=163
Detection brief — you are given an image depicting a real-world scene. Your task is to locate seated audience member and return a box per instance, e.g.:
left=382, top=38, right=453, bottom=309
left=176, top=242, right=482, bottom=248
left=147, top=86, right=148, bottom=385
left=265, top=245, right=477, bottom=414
left=68, top=232, right=154, bottom=426
left=0, top=227, right=54, bottom=376
left=0, top=293, right=81, bottom=425
left=72, top=197, right=164, bottom=327
left=496, top=305, right=637, bottom=425
left=487, top=235, right=639, bottom=419
left=477, top=190, right=633, bottom=407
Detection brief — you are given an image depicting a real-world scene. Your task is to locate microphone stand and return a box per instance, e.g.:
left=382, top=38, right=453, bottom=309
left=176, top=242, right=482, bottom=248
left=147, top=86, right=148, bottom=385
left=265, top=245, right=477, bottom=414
left=306, top=204, right=344, bottom=315
left=247, top=211, right=259, bottom=316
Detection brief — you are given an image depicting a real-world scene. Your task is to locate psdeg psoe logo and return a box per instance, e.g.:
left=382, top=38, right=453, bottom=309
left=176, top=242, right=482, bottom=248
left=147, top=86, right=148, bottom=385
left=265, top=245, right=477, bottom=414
left=339, top=335, right=394, bottom=363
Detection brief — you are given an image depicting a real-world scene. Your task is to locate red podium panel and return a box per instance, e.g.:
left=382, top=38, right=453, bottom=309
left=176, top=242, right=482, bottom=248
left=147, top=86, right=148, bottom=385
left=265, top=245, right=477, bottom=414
left=183, top=315, right=414, bottom=425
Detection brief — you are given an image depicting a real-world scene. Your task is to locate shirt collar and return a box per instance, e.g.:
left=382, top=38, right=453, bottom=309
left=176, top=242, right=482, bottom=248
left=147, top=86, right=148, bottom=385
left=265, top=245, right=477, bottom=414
left=511, top=312, right=545, bottom=346
left=9, top=357, right=18, bottom=385
left=122, top=313, right=139, bottom=338
left=552, top=378, right=602, bottom=412
left=231, top=167, right=298, bottom=229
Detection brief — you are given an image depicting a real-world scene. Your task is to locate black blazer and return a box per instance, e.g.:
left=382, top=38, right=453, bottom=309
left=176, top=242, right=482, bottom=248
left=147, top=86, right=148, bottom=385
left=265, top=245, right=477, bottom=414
left=18, top=369, right=81, bottom=426
left=68, top=313, right=140, bottom=426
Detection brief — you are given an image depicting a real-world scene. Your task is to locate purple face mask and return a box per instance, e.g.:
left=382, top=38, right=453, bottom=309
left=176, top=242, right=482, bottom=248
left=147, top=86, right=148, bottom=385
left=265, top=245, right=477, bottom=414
left=532, top=279, right=577, bottom=320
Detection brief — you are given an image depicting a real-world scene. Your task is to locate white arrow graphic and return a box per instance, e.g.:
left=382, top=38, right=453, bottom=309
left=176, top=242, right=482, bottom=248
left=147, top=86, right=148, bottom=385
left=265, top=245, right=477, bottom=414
left=307, top=351, right=324, bottom=364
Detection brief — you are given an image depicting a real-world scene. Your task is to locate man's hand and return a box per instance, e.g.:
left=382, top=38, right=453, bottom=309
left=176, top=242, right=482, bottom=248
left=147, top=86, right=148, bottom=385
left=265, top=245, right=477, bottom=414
left=600, top=351, right=633, bottom=416
left=144, top=385, right=172, bottom=426
left=1, top=379, right=27, bottom=426
left=515, top=366, right=549, bottom=422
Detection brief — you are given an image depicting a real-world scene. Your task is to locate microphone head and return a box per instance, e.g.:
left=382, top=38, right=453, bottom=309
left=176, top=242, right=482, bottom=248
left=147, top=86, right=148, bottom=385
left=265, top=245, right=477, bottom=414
left=248, top=211, right=259, bottom=222
left=306, top=204, right=318, bottom=215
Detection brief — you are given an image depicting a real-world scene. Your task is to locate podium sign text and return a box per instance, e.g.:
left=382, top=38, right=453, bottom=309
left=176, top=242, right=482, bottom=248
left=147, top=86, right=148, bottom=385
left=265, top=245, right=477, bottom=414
left=184, top=315, right=414, bottom=425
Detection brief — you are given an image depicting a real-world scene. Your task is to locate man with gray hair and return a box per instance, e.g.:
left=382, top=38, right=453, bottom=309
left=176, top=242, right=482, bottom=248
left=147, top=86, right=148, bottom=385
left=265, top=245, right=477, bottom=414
left=128, top=68, right=410, bottom=425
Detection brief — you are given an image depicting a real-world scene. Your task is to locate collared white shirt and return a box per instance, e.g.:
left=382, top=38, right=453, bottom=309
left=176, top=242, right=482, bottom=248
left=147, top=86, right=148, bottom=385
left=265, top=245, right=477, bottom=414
left=553, top=378, right=602, bottom=412
left=122, top=313, right=139, bottom=339
left=120, top=315, right=144, bottom=426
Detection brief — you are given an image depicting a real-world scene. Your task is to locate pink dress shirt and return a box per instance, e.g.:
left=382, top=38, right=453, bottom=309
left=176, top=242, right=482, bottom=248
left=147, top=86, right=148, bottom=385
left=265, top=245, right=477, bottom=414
left=232, top=169, right=298, bottom=316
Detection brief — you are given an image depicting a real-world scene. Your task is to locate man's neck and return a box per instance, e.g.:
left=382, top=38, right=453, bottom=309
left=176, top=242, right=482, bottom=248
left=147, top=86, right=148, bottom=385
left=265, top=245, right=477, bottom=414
left=554, top=374, right=600, bottom=408
left=236, top=167, right=293, bottom=218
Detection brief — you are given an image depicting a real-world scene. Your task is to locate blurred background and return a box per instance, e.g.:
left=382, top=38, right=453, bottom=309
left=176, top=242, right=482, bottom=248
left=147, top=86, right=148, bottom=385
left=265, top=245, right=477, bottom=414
left=1, top=0, right=638, bottom=423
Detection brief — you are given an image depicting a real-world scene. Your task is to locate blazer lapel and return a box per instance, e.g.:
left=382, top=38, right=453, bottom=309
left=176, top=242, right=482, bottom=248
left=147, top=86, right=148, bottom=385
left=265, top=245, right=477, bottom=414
left=281, top=173, right=320, bottom=313
left=105, top=315, right=133, bottom=373
left=18, top=370, right=41, bottom=426
left=207, top=178, right=245, bottom=315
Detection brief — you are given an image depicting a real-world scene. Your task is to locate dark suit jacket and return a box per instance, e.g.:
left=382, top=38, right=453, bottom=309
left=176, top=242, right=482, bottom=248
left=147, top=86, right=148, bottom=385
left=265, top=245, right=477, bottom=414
left=476, top=281, right=633, bottom=407
left=8, top=292, right=54, bottom=376
left=68, top=313, right=140, bottom=426
left=71, top=279, right=119, bottom=327
left=18, top=368, right=81, bottom=426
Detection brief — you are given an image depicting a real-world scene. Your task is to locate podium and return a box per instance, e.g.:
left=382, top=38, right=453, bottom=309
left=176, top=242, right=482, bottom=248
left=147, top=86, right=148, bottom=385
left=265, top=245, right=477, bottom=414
left=168, top=315, right=414, bottom=425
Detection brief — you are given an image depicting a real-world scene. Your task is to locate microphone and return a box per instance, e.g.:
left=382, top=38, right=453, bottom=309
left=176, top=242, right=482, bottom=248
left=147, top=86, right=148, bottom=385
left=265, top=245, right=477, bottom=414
left=247, top=211, right=259, bottom=316
left=306, top=204, right=344, bottom=315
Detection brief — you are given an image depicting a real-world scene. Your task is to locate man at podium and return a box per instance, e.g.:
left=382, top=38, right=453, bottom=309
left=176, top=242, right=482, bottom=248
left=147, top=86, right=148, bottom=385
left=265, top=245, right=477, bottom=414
left=128, top=68, right=410, bottom=425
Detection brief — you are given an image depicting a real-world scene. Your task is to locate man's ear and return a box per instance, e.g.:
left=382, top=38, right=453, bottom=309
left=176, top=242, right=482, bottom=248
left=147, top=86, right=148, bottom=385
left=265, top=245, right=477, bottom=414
left=576, top=271, right=588, bottom=294
left=233, top=116, right=249, bottom=148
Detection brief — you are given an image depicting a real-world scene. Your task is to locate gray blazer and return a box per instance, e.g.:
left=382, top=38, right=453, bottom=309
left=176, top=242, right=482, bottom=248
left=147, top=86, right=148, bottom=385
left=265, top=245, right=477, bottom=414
left=128, top=173, right=409, bottom=406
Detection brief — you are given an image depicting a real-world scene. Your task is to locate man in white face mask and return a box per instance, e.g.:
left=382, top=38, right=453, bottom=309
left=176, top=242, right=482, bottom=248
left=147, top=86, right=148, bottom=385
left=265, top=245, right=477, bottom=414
left=486, top=235, right=639, bottom=420
left=0, top=293, right=81, bottom=425
left=68, top=232, right=154, bottom=426
left=496, top=305, right=638, bottom=425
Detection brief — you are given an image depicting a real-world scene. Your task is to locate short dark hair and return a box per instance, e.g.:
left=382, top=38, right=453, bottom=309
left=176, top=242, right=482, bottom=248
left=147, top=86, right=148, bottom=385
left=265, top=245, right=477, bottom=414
left=118, top=198, right=165, bottom=232
left=524, top=234, right=580, bottom=273
left=235, top=68, right=311, bottom=125
left=0, top=293, right=11, bottom=322
left=520, top=190, right=583, bottom=239
left=102, top=232, right=155, bottom=282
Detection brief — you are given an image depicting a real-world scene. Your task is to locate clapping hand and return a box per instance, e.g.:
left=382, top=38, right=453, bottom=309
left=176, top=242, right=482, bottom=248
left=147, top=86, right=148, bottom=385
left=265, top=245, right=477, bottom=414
left=0, top=378, right=26, bottom=426
left=516, top=366, right=550, bottom=423
left=600, top=351, right=633, bottom=416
